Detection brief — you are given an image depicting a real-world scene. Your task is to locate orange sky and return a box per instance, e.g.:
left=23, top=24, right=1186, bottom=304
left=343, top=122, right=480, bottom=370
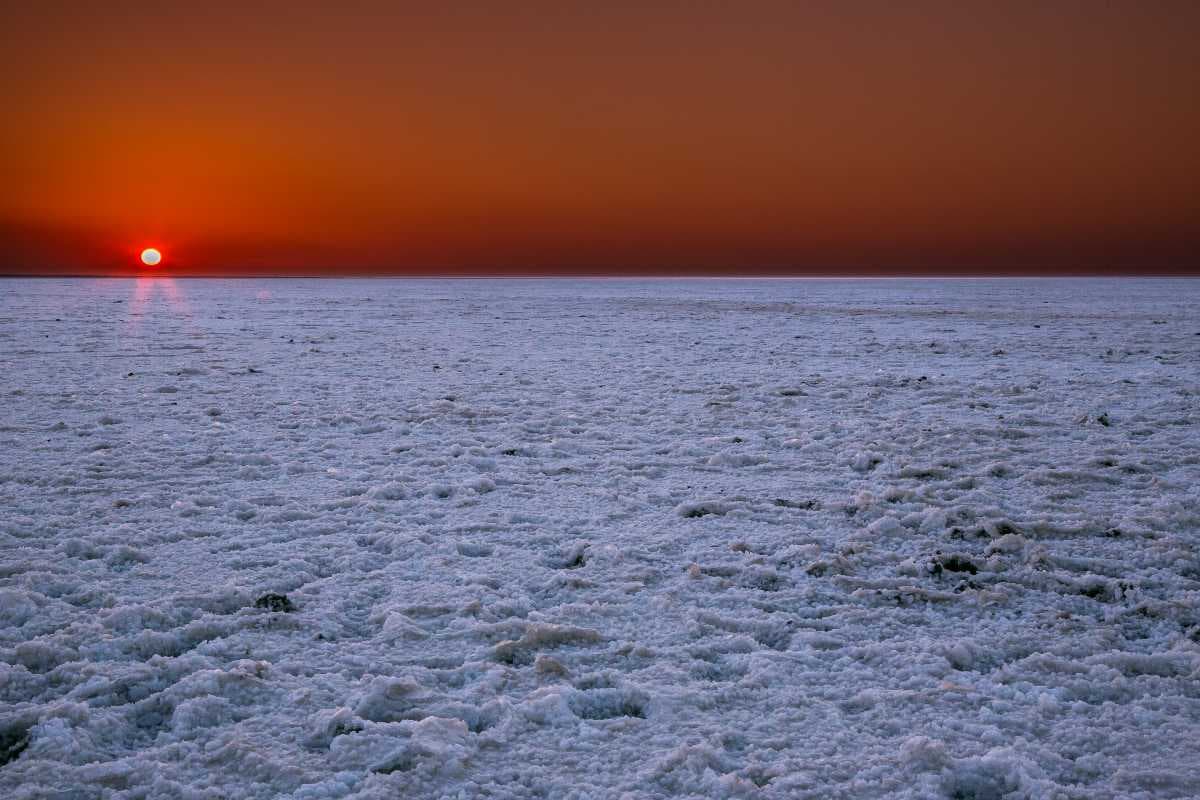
left=2, top=1, right=1198, bottom=274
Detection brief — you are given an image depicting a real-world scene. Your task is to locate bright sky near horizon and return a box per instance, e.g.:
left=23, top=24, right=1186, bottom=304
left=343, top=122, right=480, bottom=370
left=2, top=1, right=1198, bottom=275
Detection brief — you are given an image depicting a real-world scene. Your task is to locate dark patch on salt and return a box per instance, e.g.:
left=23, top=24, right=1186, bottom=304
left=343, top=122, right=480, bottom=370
left=773, top=498, right=819, bottom=510
left=254, top=593, right=295, bottom=613
left=0, top=726, right=29, bottom=767
left=938, top=555, right=979, bottom=575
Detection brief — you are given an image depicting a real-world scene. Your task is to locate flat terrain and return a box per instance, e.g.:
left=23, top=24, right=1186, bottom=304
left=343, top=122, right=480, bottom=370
left=1, top=278, right=1198, bottom=799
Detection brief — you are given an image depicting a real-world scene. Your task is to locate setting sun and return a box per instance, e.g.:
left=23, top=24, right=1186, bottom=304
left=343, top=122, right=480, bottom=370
left=140, top=248, right=162, bottom=266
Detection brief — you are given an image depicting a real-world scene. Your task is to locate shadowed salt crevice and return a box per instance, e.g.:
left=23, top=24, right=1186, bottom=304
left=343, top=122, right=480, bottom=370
left=567, top=686, right=650, bottom=720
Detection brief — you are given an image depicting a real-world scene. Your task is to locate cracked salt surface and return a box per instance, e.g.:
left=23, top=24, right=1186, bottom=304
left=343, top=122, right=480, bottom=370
left=1, top=277, right=1198, bottom=799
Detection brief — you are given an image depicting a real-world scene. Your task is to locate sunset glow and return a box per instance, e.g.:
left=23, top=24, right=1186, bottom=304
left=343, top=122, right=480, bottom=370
left=140, top=248, right=161, bottom=266
left=2, top=3, right=1198, bottom=275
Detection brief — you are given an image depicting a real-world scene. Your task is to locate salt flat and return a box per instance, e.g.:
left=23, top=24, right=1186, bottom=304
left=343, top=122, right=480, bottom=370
left=1, top=278, right=1198, bottom=799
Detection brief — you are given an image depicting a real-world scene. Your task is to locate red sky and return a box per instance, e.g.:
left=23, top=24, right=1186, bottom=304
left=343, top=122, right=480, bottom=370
left=2, top=1, right=1198, bottom=275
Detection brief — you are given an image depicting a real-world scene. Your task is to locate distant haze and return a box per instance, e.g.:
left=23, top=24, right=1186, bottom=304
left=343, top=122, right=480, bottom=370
left=2, top=2, right=1198, bottom=275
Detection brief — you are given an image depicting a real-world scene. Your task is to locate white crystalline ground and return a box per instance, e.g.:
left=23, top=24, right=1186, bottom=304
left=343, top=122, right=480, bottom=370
left=0, top=277, right=1198, bottom=800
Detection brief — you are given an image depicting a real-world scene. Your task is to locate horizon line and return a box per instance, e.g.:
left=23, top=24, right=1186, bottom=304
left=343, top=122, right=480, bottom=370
left=2, top=270, right=1199, bottom=280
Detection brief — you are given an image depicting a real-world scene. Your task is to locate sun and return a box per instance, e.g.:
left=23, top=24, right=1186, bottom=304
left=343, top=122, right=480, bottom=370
left=140, top=248, right=162, bottom=266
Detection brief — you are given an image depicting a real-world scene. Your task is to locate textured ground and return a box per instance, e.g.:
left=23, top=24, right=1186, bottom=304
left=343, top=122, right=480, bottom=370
left=1, top=277, right=1198, bottom=799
